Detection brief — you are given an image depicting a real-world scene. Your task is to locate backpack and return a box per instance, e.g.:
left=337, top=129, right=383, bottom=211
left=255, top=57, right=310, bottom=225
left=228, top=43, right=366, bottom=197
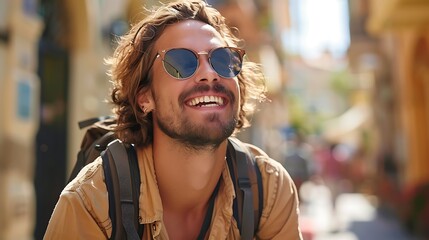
left=68, top=117, right=263, bottom=240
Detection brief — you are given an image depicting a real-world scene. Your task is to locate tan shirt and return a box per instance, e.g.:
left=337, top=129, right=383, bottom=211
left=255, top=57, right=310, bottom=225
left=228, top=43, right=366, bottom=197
left=44, top=144, right=303, bottom=240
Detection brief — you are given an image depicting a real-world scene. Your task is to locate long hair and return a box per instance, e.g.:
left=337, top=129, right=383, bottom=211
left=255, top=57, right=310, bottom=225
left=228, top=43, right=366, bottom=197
left=105, top=0, right=267, bottom=147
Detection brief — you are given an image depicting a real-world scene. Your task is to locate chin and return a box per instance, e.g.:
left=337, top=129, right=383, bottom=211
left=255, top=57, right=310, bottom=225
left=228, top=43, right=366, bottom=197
left=157, top=113, right=237, bottom=149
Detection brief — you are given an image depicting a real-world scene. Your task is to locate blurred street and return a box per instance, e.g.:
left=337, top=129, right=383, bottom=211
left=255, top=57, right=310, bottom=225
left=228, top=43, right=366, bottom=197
left=299, top=181, right=420, bottom=240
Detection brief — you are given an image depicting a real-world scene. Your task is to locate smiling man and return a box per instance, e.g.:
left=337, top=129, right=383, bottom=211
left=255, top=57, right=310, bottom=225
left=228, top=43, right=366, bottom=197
left=44, top=1, right=302, bottom=239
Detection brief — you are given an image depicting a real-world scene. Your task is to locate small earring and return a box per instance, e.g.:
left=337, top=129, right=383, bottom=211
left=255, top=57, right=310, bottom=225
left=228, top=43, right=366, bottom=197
left=141, top=106, right=147, bottom=114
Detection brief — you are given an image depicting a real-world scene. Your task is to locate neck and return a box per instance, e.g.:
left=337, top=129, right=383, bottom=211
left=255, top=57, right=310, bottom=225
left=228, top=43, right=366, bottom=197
left=152, top=134, right=227, bottom=211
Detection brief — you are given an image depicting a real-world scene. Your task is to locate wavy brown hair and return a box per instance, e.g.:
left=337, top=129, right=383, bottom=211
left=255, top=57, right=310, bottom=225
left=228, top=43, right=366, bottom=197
left=105, top=0, right=267, bottom=147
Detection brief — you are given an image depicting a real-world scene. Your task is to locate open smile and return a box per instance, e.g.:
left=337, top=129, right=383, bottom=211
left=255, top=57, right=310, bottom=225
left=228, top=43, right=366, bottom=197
left=186, top=95, right=226, bottom=107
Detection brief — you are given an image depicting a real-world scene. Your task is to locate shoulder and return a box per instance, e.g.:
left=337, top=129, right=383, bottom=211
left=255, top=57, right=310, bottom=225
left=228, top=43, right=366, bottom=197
left=66, top=157, right=106, bottom=193
left=244, top=143, right=297, bottom=200
left=229, top=138, right=298, bottom=208
left=62, top=157, right=110, bottom=225
left=45, top=157, right=111, bottom=238
left=245, top=143, right=291, bottom=182
left=245, top=143, right=302, bottom=238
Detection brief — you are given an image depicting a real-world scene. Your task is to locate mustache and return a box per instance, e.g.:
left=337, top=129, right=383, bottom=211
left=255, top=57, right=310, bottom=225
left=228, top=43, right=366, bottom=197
left=179, top=83, right=236, bottom=104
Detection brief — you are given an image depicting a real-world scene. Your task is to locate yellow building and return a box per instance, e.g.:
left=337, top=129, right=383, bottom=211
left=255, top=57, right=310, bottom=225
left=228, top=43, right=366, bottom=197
left=368, top=0, right=429, bottom=187
left=367, top=0, right=429, bottom=236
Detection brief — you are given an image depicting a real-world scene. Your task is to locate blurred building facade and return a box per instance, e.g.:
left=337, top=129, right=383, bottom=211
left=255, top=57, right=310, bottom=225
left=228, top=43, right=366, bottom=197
left=0, top=0, right=42, bottom=239
left=367, top=0, right=429, bottom=191
left=365, top=0, right=429, bottom=237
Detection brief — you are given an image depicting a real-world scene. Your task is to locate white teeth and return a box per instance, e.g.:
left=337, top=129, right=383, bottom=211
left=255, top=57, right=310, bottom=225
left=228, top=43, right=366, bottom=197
left=219, top=97, right=224, bottom=105
left=188, top=96, right=224, bottom=106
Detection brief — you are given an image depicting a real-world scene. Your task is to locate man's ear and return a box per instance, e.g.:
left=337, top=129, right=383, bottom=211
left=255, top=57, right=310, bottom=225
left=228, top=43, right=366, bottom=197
left=137, top=87, right=154, bottom=111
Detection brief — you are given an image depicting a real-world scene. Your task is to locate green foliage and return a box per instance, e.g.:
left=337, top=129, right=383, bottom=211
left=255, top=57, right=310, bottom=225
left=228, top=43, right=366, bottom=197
left=330, top=70, right=353, bottom=99
left=287, top=95, right=325, bottom=137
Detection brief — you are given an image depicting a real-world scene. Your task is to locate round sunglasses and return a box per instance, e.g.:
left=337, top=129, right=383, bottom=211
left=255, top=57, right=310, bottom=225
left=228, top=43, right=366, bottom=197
left=152, top=47, right=245, bottom=79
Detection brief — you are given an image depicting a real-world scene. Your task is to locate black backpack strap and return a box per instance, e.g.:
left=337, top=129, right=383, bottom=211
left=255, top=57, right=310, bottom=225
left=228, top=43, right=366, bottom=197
left=228, top=137, right=263, bottom=239
left=126, top=144, right=144, bottom=237
left=101, top=145, right=122, bottom=239
left=254, top=153, right=263, bottom=233
left=102, top=140, right=140, bottom=240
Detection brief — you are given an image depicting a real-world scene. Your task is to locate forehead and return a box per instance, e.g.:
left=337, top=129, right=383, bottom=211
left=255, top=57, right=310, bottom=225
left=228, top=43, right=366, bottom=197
left=154, top=20, right=226, bottom=51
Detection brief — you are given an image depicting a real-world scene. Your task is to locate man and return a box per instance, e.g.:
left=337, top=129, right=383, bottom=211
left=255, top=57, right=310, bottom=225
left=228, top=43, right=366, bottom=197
left=44, top=0, right=302, bottom=239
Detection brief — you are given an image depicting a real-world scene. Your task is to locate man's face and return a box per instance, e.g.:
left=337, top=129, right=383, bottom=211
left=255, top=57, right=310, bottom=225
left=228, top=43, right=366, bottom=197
left=148, top=20, right=240, bottom=148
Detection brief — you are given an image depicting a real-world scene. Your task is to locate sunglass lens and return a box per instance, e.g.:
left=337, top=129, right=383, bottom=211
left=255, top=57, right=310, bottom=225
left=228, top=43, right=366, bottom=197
left=163, top=49, right=198, bottom=79
left=211, top=48, right=242, bottom=78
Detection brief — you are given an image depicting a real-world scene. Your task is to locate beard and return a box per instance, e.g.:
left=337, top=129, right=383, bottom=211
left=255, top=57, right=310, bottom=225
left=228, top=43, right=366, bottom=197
left=157, top=111, right=237, bottom=150
left=154, top=83, right=238, bottom=150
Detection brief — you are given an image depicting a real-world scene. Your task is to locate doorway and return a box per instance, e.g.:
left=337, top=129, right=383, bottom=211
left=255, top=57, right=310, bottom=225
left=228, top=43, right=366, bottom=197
left=34, top=1, right=69, bottom=239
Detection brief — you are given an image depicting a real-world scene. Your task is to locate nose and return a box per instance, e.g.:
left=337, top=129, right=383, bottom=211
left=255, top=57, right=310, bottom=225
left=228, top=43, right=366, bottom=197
left=194, top=55, right=218, bottom=83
